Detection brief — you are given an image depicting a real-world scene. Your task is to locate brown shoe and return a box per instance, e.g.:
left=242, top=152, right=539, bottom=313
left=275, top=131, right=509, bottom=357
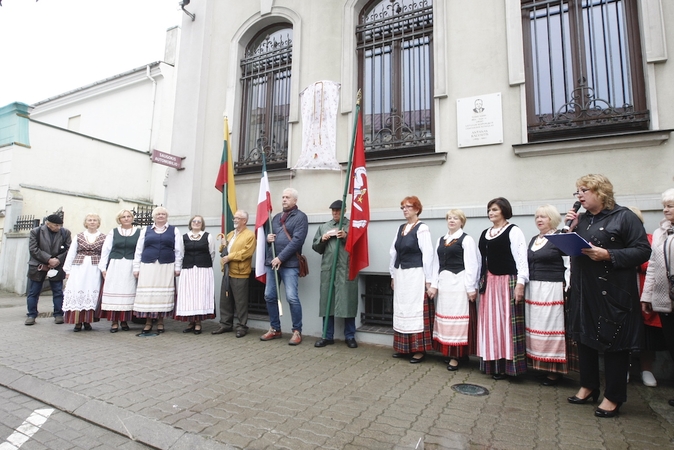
left=260, top=328, right=282, bottom=341
left=288, top=330, right=302, bottom=346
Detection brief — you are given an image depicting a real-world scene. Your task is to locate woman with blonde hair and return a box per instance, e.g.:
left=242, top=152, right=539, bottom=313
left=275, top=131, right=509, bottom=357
left=63, top=214, right=106, bottom=331
left=133, top=207, right=184, bottom=334
left=175, top=215, right=215, bottom=334
left=99, top=209, right=140, bottom=332
left=641, top=188, right=674, bottom=407
left=524, top=204, right=570, bottom=385
left=428, top=209, right=480, bottom=371
left=565, top=174, right=650, bottom=417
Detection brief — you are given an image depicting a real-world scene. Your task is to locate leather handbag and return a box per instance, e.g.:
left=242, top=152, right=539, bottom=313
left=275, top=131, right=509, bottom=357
left=281, top=223, right=309, bottom=277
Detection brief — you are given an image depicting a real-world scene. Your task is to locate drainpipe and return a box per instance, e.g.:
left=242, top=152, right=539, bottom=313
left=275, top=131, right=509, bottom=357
left=145, top=65, right=157, bottom=152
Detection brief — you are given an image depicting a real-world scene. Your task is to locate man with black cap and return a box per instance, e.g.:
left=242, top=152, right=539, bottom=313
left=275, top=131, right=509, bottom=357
left=25, top=214, right=71, bottom=325
left=312, top=200, right=359, bottom=348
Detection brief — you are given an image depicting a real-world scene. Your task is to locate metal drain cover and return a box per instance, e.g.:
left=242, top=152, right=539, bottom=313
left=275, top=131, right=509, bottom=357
left=451, top=383, right=489, bottom=396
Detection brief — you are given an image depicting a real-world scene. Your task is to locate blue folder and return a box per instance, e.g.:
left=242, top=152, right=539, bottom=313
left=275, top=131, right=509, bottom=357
left=545, top=232, right=591, bottom=257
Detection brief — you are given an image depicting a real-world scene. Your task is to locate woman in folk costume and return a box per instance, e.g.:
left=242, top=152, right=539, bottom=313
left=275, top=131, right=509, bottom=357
left=524, top=205, right=570, bottom=386
left=133, top=206, right=184, bottom=334
left=477, top=197, right=529, bottom=380
left=63, top=214, right=107, bottom=332
left=389, top=196, right=435, bottom=363
left=175, top=215, right=215, bottom=335
left=428, top=209, right=480, bottom=371
left=98, top=209, right=139, bottom=333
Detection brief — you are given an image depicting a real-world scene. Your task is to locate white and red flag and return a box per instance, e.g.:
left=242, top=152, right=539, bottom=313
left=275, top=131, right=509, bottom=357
left=255, top=157, right=272, bottom=283
left=345, top=110, right=369, bottom=280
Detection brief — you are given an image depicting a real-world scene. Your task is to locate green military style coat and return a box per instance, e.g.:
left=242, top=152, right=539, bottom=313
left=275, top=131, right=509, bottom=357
left=312, top=218, right=358, bottom=318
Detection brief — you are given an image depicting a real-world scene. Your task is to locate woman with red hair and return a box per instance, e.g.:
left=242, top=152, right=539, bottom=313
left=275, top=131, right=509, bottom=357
left=389, top=196, right=435, bottom=363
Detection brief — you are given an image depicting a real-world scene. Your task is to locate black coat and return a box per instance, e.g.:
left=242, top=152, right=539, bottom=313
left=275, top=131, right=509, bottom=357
left=568, top=205, right=651, bottom=352
left=27, top=225, right=72, bottom=281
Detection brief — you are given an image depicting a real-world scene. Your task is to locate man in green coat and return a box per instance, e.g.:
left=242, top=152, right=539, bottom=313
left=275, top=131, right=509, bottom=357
left=312, top=200, right=359, bottom=348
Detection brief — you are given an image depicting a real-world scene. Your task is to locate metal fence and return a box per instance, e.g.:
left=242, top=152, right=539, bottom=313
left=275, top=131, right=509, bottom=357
left=132, top=205, right=156, bottom=227
left=13, top=215, right=40, bottom=232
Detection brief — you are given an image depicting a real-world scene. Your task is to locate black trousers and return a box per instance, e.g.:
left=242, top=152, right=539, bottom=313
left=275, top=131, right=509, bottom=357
left=658, top=312, right=674, bottom=361
left=578, top=343, right=630, bottom=403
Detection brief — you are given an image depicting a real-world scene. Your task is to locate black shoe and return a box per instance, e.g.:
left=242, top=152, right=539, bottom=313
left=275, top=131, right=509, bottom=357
left=595, top=403, right=621, bottom=418
left=211, top=326, right=233, bottom=335
left=110, top=325, right=119, bottom=333
left=447, top=359, right=459, bottom=371
left=183, top=324, right=195, bottom=333
left=142, top=324, right=153, bottom=334
left=157, top=324, right=165, bottom=333
left=236, top=330, right=247, bottom=338
left=193, top=325, right=202, bottom=335
left=120, top=322, right=130, bottom=331
left=492, top=373, right=508, bottom=380
left=345, top=338, right=358, bottom=348
left=314, top=338, right=335, bottom=348
left=73, top=324, right=82, bottom=332
left=541, top=375, right=561, bottom=386
left=392, top=352, right=409, bottom=359
left=83, top=323, right=92, bottom=331
left=567, top=389, right=599, bottom=405
left=410, top=353, right=425, bottom=364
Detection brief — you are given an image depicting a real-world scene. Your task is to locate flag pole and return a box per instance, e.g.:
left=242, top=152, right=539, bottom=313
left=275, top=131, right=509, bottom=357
left=263, top=152, right=283, bottom=316
left=322, top=90, right=361, bottom=338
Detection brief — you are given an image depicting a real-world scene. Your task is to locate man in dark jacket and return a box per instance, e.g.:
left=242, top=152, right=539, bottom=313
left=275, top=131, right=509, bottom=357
left=260, top=187, right=308, bottom=345
left=25, top=214, right=72, bottom=325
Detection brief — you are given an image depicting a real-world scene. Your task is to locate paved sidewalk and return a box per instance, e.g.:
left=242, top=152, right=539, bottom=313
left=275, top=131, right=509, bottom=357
left=0, top=293, right=673, bottom=449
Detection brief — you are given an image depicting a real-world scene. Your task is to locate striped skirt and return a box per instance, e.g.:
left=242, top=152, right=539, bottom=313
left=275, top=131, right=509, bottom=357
left=100, top=258, right=136, bottom=312
left=133, top=261, right=175, bottom=318
left=477, top=273, right=526, bottom=376
left=174, top=266, right=216, bottom=322
left=525, top=280, right=568, bottom=374
left=393, top=294, right=435, bottom=354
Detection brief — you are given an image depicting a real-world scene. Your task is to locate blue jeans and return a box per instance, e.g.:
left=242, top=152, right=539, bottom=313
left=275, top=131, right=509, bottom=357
left=264, top=266, right=302, bottom=332
left=27, top=278, right=63, bottom=318
left=323, top=316, right=356, bottom=340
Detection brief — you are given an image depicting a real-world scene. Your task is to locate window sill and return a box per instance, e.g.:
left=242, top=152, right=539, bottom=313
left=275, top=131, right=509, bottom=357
left=234, top=168, right=295, bottom=184
left=513, top=130, right=672, bottom=157
left=340, top=152, right=447, bottom=171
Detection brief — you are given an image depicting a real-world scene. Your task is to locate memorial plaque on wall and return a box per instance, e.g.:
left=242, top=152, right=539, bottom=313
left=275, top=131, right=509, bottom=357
left=456, top=92, right=503, bottom=148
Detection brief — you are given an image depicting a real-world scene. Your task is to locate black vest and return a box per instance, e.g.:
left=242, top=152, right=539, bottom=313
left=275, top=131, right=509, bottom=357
left=479, top=224, right=517, bottom=275
left=182, top=232, right=212, bottom=268
left=394, top=222, right=423, bottom=269
left=108, top=228, right=139, bottom=262
left=437, top=233, right=467, bottom=275
left=528, top=236, right=565, bottom=282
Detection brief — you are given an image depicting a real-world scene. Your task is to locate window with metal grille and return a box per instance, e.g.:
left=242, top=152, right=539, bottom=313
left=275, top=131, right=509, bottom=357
left=360, top=274, right=393, bottom=327
left=522, top=0, right=648, bottom=141
left=357, top=0, right=434, bottom=158
left=237, top=25, right=293, bottom=173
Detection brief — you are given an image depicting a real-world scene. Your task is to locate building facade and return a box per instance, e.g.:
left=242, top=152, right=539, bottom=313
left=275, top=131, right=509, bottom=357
left=164, top=0, right=673, bottom=342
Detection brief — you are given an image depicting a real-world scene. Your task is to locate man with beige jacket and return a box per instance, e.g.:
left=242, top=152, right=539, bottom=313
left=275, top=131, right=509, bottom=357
left=212, top=210, right=256, bottom=337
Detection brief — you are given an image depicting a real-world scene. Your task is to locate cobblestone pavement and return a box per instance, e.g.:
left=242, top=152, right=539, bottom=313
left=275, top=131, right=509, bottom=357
left=0, top=293, right=673, bottom=449
left=0, top=386, right=150, bottom=450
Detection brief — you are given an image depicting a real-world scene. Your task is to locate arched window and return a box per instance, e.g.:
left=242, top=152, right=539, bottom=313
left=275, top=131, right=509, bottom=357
left=357, top=0, right=434, bottom=158
left=237, top=25, right=293, bottom=171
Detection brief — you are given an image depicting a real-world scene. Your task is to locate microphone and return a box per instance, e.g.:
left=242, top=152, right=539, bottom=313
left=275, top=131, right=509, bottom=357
left=562, top=201, right=582, bottom=233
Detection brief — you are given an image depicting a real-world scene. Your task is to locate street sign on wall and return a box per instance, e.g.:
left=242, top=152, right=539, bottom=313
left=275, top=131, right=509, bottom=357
left=151, top=150, right=185, bottom=170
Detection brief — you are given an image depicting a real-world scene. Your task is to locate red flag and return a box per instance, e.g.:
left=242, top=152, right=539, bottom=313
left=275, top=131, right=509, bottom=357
left=345, top=111, right=369, bottom=280
left=255, top=156, right=272, bottom=283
